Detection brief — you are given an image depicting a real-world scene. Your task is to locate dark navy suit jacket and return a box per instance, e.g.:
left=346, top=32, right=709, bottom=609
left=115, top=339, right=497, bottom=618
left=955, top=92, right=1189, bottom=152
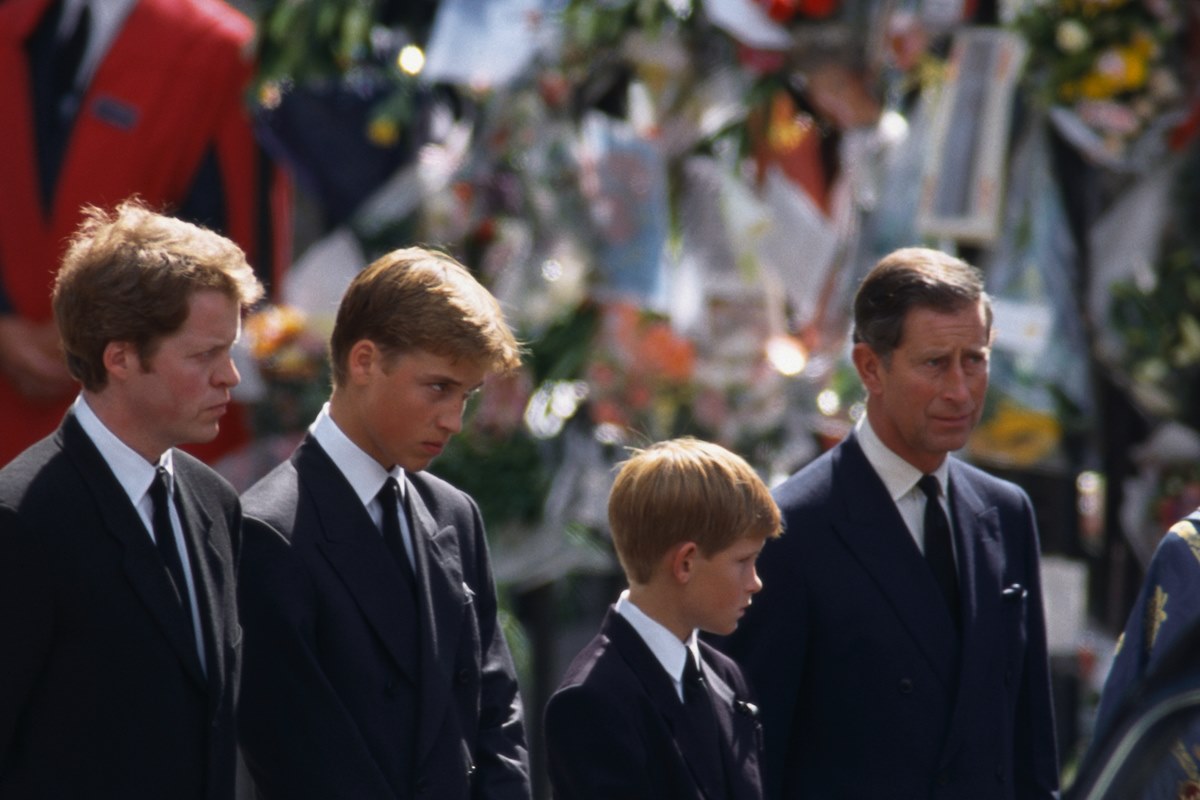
left=0, top=410, right=243, bottom=799
left=237, top=435, right=530, bottom=800
left=721, top=434, right=1058, bottom=800
left=546, top=607, right=764, bottom=800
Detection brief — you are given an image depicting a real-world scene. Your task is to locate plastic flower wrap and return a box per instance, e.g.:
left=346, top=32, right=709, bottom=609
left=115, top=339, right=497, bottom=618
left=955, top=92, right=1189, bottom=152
left=1011, top=0, right=1187, bottom=169
left=243, top=305, right=330, bottom=437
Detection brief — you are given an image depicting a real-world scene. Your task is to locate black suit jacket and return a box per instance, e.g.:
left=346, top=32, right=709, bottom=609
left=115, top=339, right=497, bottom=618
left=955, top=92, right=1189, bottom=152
left=237, top=435, right=530, bottom=800
left=545, top=607, right=764, bottom=800
left=0, top=410, right=243, bottom=799
left=721, top=434, right=1058, bottom=800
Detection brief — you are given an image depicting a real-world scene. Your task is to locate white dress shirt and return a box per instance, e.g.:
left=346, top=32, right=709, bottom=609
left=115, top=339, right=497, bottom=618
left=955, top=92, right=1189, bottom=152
left=855, top=414, right=955, bottom=564
left=309, top=403, right=416, bottom=566
left=615, top=589, right=701, bottom=702
left=73, top=394, right=207, bottom=673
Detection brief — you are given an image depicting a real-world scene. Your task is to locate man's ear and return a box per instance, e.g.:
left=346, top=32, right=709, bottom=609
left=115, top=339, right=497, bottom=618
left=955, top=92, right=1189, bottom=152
left=346, top=339, right=380, bottom=385
left=102, top=340, right=138, bottom=382
left=669, top=541, right=699, bottom=585
left=852, top=342, right=884, bottom=395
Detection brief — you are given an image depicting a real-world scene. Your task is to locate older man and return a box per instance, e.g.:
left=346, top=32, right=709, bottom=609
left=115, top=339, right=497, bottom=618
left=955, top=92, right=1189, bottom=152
left=722, top=247, right=1058, bottom=800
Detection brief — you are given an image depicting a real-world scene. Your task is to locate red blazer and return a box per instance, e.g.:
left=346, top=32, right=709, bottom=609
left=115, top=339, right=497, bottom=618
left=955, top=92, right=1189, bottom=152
left=0, top=0, right=289, bottom=465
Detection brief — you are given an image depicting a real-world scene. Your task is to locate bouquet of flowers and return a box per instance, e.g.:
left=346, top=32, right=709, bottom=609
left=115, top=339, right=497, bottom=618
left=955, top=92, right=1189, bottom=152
left=1011, top=0, right=1187, bottom=168
left=585, top=301, right=697, bottom=443
left=243, top=305, right=330, bottom=437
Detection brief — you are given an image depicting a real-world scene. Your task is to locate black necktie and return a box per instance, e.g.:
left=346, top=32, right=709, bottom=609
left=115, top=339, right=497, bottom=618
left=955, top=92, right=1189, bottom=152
left=918, top=474, right=960, bottom=628
left=378, top=477, right=417, bottom=594
left=682, top=654, right=728, bottom=791
left=150, top=467, right=198, bottom=649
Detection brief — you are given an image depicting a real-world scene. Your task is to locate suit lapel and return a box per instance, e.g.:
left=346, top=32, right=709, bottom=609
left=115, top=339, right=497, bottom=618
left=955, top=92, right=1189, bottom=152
left=606, top=610, right=726, bottom=799
left=60, top=414, right=206, bottom=688
left=831, top=437, right=959, bottom=691
left=942, top=461, right=1006, bottom=752
left=701, top=648, right=762, bottom=800
left=296, top=439, right=420, bottom=683
left=408, top=480, right=467, bottom=766
left=173, top=464, right=229, bottom=709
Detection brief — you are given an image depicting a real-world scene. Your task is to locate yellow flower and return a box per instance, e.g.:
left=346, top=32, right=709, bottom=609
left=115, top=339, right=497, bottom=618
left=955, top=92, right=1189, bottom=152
left=367, top=117, right=400, bottom=147
left=1077, top=71, right=1118, bottom=100
left=968, top=401, right=1062, bottom=468
left=1115, top=46, right=1149, bottom=91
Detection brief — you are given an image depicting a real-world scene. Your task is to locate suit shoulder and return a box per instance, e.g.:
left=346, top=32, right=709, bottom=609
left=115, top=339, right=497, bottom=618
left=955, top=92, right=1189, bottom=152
left=951, top=458, right=1030, bottom=506
left=173, top=449, right=238, bottom=500
left=0, top=434, right=65, bottom=508
left=153, top=0, right=254, bottom=47
left=548, top=635, right=642, bottom=719
left=240, top=459, right=302, bottom=534
left=409, top=469, right=481, bottom=521
left=771, top=445, right=838, bottom=510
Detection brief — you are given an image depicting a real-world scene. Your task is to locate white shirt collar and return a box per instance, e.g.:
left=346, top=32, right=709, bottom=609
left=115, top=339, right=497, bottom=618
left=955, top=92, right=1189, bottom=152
left=309, top=403, right=405, bottom=507
left=74, top=394, right=173, bottom=507
left=855, top=413, right=950, bottom=501
left=615, top=589, right=699, bottom=698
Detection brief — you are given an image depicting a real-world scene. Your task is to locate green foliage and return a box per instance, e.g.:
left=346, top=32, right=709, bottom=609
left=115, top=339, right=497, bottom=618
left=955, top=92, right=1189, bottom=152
left=1109, top=145, right=1200, bottom=428
left=525, top=301, right=601, bottom=385
left=429, top=426, right=550, bottom=528
left=257, top=0, right=381, bottom=86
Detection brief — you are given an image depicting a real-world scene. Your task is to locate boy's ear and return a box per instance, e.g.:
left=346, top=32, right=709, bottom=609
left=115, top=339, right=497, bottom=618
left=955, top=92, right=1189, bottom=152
left=346, top=339, right=380, bottom=385
left=669, top=541, right=699, bottom=585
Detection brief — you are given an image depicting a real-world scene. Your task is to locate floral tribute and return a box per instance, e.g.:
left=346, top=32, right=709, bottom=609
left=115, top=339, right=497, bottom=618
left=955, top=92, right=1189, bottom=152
left=1011, top=0, right=1187, bottom=166
left=242, top=305, right=330, bottom=437
left=585, top=302, right=697, bottom=441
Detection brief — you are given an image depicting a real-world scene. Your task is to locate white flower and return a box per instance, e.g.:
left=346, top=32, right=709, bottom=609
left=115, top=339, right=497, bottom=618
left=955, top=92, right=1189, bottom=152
left=1056, top=19, right=1090, bottom=54
left=1148, top=68, right=1182, bottom=103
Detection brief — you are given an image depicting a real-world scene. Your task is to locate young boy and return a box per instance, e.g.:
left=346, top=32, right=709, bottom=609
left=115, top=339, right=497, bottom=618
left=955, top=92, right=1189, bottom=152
left=236, top=247, right=531, bottom=799
left=545, top=437, right=781, bottom=800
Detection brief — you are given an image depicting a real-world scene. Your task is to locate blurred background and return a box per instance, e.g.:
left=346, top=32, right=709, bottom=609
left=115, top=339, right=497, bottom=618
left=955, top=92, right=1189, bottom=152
left=8, top=0, right=1200, bottom=795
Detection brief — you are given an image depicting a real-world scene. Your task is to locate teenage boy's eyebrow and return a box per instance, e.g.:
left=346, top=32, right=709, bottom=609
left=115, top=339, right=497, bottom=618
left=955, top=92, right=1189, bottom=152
left=423, top=373, right=486, bottom=395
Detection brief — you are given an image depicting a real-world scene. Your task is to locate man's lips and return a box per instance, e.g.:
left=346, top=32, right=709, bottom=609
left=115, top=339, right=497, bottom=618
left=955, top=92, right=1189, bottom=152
left=204, top=401, right=229, bottom=417
left=933, top=411, right=974, bottom=426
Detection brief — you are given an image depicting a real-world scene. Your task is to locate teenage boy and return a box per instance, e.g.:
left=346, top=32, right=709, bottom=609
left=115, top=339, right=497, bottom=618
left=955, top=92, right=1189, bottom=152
left=236, top=247, right=531, bottom=799
left=545, top=437, right=781, bottom=800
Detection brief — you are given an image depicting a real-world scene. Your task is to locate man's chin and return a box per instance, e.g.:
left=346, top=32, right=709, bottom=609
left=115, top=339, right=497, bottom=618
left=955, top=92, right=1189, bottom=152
left=186, top=423, right=221, bottom=445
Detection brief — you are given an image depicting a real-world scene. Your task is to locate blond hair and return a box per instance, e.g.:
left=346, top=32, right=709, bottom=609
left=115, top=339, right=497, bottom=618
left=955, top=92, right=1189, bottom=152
left=329, top=247, right=522, bottom=386
left=608, top=437, right=781, bottom=584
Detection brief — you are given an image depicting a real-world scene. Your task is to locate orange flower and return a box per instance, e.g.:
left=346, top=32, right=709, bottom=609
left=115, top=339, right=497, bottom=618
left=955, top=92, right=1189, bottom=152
left=246, top=305, right=308, bottom=360
left=637, top=322, right=695, bottom=384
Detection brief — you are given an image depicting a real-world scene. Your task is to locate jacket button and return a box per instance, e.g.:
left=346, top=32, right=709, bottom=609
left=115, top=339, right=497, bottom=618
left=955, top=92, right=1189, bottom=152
left=384, top=679, right=398, bottom=697
left=937, top=773, right=949, bottom=786
left=898, top=678, right=914, bottom=694
left=455, top=668, right=471, bottom=685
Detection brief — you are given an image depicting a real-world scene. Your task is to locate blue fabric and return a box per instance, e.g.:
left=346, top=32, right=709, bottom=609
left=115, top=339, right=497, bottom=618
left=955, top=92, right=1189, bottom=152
left=1089, top=514, right=1200, bottom=799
